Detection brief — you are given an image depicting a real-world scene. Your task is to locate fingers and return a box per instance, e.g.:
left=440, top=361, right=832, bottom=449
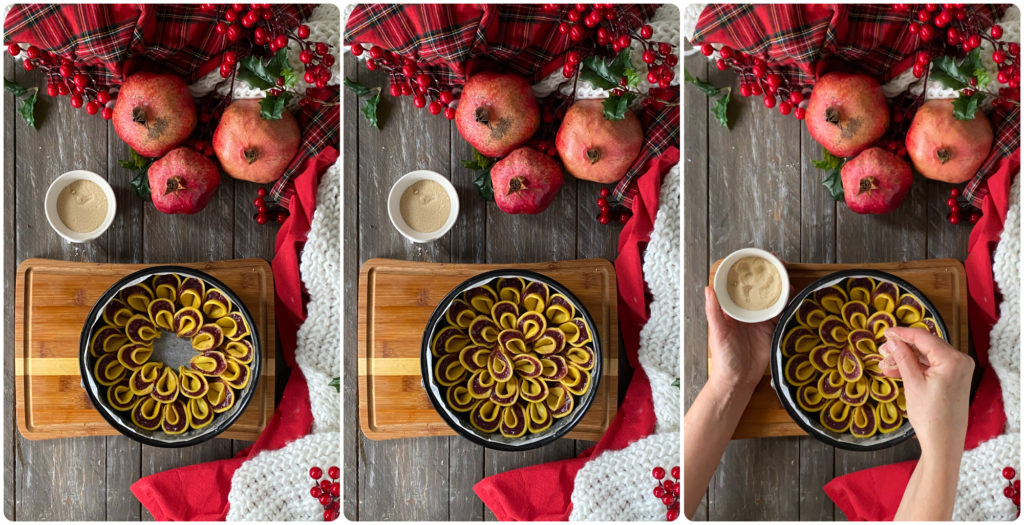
left=705, top=286, right=726, bottom=331
left=885, top=337, right=925, bottom=389
left=885, top=326, right=956, bottom=364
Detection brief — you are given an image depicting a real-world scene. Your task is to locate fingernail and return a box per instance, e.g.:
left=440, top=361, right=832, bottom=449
left=879, top=340, right=893, bottom=356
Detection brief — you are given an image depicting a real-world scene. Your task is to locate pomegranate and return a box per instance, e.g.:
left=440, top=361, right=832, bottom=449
left=840, top=147, right=913, bottom=214
left=555, top=99, right=643, bottom=184
left=213, top=99, right=300, bottom=184
left=148, top=147, right=221, bottom=214
left=455, top=72, right=540, bottom=158
left=490, top=147, right=563, bottom=214
left=112, top=71, right=197, bottom=158
left=905, top=99, right=993, bottom=183
left=806, top=72, right=889, bottom=158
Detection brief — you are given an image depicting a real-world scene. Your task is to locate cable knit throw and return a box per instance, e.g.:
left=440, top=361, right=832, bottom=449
left=225, top=162, right=341, bottom=520
left=952, top=175, right=1021, bottom=521
left=569, top=166, right=680, bottom=521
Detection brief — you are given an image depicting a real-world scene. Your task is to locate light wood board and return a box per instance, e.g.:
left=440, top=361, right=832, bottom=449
left=15, top=258, right=277, bottom=441
left=358, top=258, right=619, bottom=441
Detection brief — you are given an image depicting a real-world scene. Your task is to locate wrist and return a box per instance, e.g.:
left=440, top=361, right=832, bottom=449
left=704, top=374, right=758, bottom=407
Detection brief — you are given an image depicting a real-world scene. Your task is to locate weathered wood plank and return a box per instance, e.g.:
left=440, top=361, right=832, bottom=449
left=342, top=53, right=361, bottom=521
left=705, top=66, right=803, bottom=520
left=682, top=41, right=710, bottom=521
left=447, top=117, right=486, bottom=521
left=355, top=65, right=451, bottom=521
left=4, top=53, right=17, bottom=522
left=13, top=64, right=110, bottom=520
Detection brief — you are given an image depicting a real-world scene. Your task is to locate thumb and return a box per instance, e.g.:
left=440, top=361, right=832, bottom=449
left=886, top=338, right=925, bottom=389
left=705, top=286, right=727, bottom=331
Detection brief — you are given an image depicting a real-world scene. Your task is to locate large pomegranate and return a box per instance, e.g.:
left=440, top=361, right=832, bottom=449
left=490, top=147, right=563, bottom=214
left=212, top=99, right=300, bottom=184
left=840, top=147, right=913, bottom=214
left=112, top=71, right=197, bottom=158
left=905, top=98, right=993, bottom=183
left=555, top=99, right=643, bottom=184
left=148, top=147, right=221, bottom=214
left=455, top=72, right=540, bottom=158
left=806, top=72, right=889, bottom=158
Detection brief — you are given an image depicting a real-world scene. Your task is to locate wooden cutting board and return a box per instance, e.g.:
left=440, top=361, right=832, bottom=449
left=706, top=258, right=968, bottom=439
left=15, top=258, right=277, bottom=441
left=358, top=258, right=619, bottom=441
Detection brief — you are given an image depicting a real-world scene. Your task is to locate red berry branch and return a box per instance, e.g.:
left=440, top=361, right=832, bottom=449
left=651, top=465, right=681, bottom=521
left=6, top=43, right=115, bottom=119
left=700, top=43, right=807, bottom=119
left=309, top=465, right=341, bottom=521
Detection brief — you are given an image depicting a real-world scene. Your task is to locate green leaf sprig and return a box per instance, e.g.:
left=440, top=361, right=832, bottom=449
left=4, top=78, right=39, bottom=128
left=461, top=148, right=496, bottom=201
left=928, top=49, right=999, bottom=121
left=579, top=49, right=647, bottom=120
left=329, top=377, right=340, bottom=393
left=343, top=77, right=383, bottom=129
left=811, top=147, right=846, bottom=201
left=118, top=148, right=154, bottom=200
left=235, top=50, right=304, bottom=120
left=683, top=69, right=731, bottom=129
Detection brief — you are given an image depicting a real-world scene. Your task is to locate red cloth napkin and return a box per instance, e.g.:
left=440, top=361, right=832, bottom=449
left=130, top=146, right=338, bottom=520
left=823, top=149, right=1020, bottom=520
left=473, top=146, right=679, bottom=520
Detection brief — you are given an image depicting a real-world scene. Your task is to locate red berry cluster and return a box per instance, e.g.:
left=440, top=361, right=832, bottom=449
left=252, top=187, right=289, bottom=225
left=946, top=187, right=982, bottom=225
left=1003, top=466, right=1021, bottom=516
left=351, top=44, right=457, bottom=119
left=895, top=3, right=1019, bottom=88
left=548, top=4, right=678, bottom=109
left=595, top=187, right=630, bottom=225
left=702, top=44, right=806, bottom=120
left=309, top=465, right=341, bottom=521
left=204, top=3, right=335, bottom=102
left=651, top=465, right=681, bottom=521
left=6, top=44, right=115, bottom=118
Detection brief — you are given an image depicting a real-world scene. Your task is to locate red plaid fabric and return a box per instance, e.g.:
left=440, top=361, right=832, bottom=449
left=344, top=3, right=679, bottom=206
left=3, top=3, right=334, bottom=206
left=692, top=3, right=1013, bottom=207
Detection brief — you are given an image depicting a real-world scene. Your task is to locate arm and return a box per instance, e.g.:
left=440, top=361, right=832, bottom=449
left=881, top=327, right=974, bottom=521
left=683, top=286, right=775, bottom=519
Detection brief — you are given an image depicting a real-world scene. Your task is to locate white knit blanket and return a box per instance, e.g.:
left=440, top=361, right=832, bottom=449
left=952, top=174, right=1021, bottom=521
left=225, top=161, right=341, bottom=521
left=569, top=166, right=680, bottom=521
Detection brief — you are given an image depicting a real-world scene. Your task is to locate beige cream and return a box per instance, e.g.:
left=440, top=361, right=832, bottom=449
left=57, top=179, right=107, bottom=233
left=726, top=256, right=782, bottom=310
left=400, top=179, right=450, bottom=233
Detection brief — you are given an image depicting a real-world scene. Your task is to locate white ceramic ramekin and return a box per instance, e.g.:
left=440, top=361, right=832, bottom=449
left=387, top=170, right=459, bottom=243
left=713, top=248, right=790, bottom=323
left=44, top=170, right=117, bottom=243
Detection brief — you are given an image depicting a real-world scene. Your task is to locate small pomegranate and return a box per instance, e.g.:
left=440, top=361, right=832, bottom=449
left=840, top=147, right=913, bottom=214
left=213, top=99, right=300, bottom=184
left=455, top=72, right=540, bottom=158
left=905, top=99, right=993, bottom=183
left=555, top=99, right=643, bottom=184
left=490, top=147, right=563, bottom=214
left=806, top=72, right=890, bottom=158
left=148, top=147, right=221, bottom=214
left=112, top=71, right=197, bottom=157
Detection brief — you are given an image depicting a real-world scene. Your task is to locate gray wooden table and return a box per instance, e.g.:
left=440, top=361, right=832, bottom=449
left=3, top=62, right=284, bottom=520
left=683, top=44, right=973, bottom=520
left=342, top=55, right=634, bottom=520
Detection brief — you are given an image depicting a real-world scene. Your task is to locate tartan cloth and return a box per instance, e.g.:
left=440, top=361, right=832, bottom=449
left=692, top=3, right=1013, bottom=208
left=344, top=3, right=679, bottom=206
left=3, top=3, right=334, bottom=206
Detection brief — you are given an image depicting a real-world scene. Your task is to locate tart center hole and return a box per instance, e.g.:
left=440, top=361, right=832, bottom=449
left=149, top=330, right=196, bottom=371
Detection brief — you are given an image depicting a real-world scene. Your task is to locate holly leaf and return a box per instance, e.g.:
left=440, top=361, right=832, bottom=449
left=280, top=68, right=298, bottom=89
left=953, top=91, right=983, bottom=120
left=130, top=170, right=150, bottom=200
left=473, top=169, right=494, bottom=201
left=603, top=92, right=637, bottom=120
left=683, top=68, right=720, bottom=98
left=929, top=50, right=984, bottom=91
left=343, top=76, right=373, bottom=98
left=18, top=92, right=37, bottom=129
left=822, top=169, right=844, bottom=201
left=360, top=91, right=381, bottom=129
left=711, top=88, right=731, bottom=129
left=259, top=92, right=292, bottom=120
left=624, top=68, right=641, bottom=89
left=974, top=68, right=991, bottom=89
left=580, top=48, right=631, bottom=90
left=329, top=377, right=340, bottom=392
left=461, top=148, right=495, bottom=170
left=237, top=55, right=277, bottom=90
left=671, top=378, right=680, bottom=387
left=4, top=78, right=27, bottom=97
left=812, top=148, right=845, bottom=170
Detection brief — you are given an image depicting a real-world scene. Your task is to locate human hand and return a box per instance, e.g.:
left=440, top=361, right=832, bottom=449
left=704, top=286, right=775, bottom=392
left=879, top=326, right=974, bottom=458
